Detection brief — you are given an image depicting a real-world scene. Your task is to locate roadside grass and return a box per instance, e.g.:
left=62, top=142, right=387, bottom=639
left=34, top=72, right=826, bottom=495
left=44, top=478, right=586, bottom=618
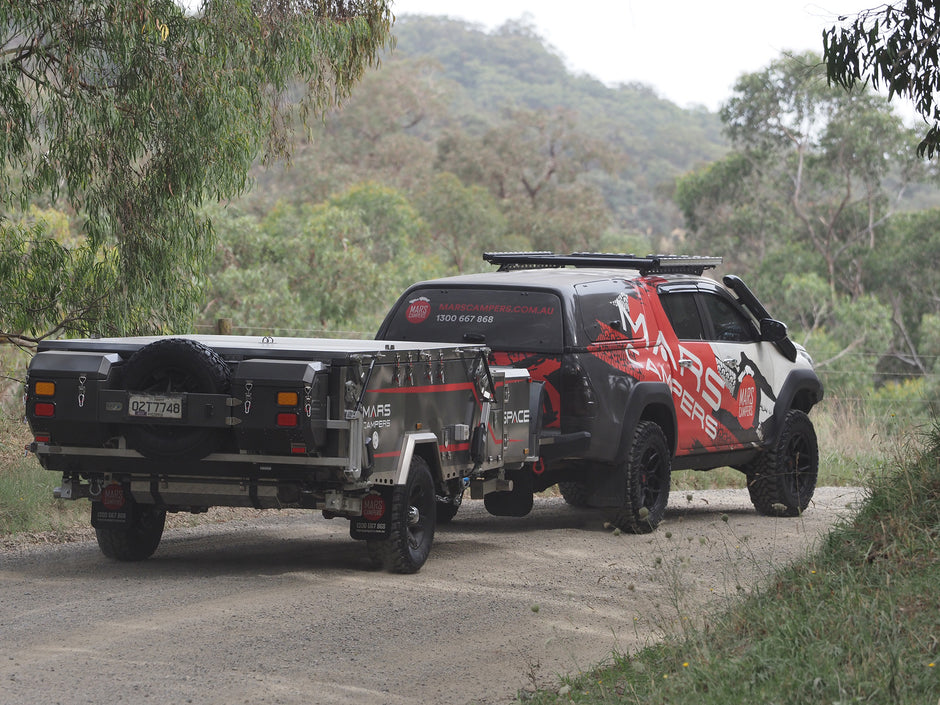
left=523, top=423, right=940, bottom=705
left=0, top=414, right=86, bottom=535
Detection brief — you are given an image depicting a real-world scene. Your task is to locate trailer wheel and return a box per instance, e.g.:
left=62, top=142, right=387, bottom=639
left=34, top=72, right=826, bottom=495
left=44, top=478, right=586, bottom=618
left=558, top=480, right=590, bottom=507
left=95, top=505, right=166, bottom=561
left=746, top=409, right=818, bottom=516
left=121, top=338, right=231, bottom=460
left=368, top=456, right=436, bottom=573
left=483, top=466, right=534, bottom=517
left=609, top=420, right=671, bottom=533
left=436, top=485, right=464, bottom=524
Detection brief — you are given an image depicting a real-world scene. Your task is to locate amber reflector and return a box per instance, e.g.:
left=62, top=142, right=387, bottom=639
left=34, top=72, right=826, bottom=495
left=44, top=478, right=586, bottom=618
left=277, top=392, right=299, bottom=406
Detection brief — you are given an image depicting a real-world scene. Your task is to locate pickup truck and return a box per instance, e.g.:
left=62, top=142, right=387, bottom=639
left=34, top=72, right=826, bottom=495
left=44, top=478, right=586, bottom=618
left=24, top=335, right=542, bottom=572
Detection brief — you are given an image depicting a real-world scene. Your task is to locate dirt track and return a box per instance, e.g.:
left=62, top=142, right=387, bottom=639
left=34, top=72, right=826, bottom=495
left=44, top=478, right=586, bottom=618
left=0, top=487, right=862, bottom=705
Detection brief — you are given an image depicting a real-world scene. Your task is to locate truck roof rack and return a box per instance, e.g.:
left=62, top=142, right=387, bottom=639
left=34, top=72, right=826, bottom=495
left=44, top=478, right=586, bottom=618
left=482, top=252, right=722, bottom=276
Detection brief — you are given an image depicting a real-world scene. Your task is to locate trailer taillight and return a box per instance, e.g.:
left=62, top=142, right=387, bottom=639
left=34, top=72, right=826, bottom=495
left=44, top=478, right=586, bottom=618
left=34, top=381, right=56, bottom=396
left=276, top=413, right=298, bottom=427
left=34, top=402, right=56, bottom=417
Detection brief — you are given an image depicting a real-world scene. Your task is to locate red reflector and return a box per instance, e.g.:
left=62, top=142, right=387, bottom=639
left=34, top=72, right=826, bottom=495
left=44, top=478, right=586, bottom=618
left=34, top=402, right=55, bottom=417
left=276, top=413, right=298, bottom=427
left=290, top=444, right=307, bottom=455
left=34, top=435, right=51, bottom=443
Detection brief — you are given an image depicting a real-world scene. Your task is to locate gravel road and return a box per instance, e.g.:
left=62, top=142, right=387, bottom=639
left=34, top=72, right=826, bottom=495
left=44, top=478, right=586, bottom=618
left=0, top=486, right=862, bottom=705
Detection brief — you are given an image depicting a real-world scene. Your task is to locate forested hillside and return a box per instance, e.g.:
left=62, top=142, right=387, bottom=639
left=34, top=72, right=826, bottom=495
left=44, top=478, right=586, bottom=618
left=216, top=14, right=730, bottom=336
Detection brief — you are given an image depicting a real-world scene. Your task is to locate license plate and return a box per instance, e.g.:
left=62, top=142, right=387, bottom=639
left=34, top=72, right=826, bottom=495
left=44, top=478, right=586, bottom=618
left=128, top=394, right=183, bottom=419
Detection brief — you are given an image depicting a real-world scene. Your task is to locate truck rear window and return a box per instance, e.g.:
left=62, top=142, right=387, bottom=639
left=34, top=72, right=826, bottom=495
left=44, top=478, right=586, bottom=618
left=381, top=287, right=564, bottom=352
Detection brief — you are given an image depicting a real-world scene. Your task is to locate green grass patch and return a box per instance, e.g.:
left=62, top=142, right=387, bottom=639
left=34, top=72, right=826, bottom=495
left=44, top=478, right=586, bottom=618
left=524, top=424, right=940, bottom=705
left=0, top=414, right=87, bottom=535
left=0, top=455, right=87, bottom=535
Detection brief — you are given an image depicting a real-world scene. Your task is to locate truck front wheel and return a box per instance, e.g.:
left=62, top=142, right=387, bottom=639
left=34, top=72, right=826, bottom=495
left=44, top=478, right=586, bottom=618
left=746, top=409, right=818, bottom=516
left=95, top=505, right=166, bottom=561
left=368, top=457, right=436, bottom=573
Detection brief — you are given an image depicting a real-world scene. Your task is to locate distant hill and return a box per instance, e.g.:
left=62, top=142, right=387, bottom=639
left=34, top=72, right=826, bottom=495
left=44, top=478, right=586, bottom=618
left=389, top=14, right=729, bottom=235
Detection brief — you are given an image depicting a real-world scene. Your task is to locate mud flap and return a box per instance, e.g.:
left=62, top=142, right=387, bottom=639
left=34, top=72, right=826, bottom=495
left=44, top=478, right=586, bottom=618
left=90, top=483, right=133, bottom=528
left=349, top=488, right=393, bottom=540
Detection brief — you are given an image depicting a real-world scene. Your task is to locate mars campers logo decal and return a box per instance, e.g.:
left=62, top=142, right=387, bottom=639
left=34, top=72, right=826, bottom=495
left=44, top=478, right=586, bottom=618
left=101, top=483, right=126, bottom=510
left=405, top=296, right=431, bottom=324
left=736, top=375, right=757, bottom=430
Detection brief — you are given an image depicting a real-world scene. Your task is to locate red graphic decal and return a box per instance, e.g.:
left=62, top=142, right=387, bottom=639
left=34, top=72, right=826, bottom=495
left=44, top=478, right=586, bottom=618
left=101, top=483, right=125, bottom=510
left=361, top=493, right=386, bottom=521
left=405, top=297, right=431, bottom=324
left=368, top=382, right=474, bottom=395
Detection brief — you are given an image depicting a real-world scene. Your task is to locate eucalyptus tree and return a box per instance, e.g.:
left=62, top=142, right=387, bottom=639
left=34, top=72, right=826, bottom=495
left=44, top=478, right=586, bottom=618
left=676, top=51, right=921, bottom=298
left=824, top=0, right=940, bottom=158
left=0, top=0, right=392, bottom=345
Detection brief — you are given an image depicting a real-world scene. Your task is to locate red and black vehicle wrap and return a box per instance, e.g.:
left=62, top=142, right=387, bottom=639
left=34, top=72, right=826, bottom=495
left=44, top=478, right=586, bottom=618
left=376, top=255, right=823, bottom=491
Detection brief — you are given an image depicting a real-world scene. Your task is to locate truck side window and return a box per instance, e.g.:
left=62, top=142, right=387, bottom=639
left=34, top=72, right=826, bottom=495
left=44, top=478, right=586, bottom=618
left=575, top=281, right=642, bottom=343
left=659, top=292, right=705, bottom=340
left=700, top=293, right=758, bottom=342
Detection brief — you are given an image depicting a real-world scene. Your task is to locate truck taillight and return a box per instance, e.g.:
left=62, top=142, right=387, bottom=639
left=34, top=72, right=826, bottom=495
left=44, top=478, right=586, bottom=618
left=560, top=361, right=596, bottom=418
left=34, top=381, right=56, bottom=396
left=34, top=402, right=56, bottom=418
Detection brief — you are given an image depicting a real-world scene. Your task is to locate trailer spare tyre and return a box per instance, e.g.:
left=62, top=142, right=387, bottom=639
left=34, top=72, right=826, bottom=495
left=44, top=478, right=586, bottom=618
left=121, top=338, right=231, bottom=460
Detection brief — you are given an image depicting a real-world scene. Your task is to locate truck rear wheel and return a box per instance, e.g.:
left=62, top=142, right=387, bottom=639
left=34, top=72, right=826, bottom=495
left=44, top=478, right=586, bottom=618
left=368, top=456, right=436, bottom=573
left=609, top=420, right=671, bottom=533
left=121, top=338, right=231, bottom=460
left=95, top=505, right=166, bottom=561
left=746, top=409, right=818, bottom=516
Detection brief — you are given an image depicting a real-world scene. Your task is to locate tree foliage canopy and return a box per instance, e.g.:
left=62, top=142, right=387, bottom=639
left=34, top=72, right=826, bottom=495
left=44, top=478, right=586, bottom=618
left=0, top=0, right=392, bottom=345
left=823, top=0, right=940, bottom=157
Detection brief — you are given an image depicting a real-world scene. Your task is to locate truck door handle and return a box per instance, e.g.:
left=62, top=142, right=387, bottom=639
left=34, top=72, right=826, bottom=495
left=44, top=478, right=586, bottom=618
left=678, top=358, right=694, bottom=368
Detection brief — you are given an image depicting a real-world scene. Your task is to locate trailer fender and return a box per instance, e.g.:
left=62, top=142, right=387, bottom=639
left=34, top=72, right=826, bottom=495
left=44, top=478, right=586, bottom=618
left=393, top=432, right=444, bottom=486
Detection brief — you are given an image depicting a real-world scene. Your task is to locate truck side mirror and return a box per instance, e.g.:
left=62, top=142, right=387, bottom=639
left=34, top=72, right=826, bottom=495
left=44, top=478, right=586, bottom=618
left=760, top=318, right=788, bottom=343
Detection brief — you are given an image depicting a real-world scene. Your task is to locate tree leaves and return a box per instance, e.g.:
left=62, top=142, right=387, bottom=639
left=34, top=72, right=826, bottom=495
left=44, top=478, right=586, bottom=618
left=1, top=0, right=392, bottom=341
left=823, top=0, right=940, bottom=157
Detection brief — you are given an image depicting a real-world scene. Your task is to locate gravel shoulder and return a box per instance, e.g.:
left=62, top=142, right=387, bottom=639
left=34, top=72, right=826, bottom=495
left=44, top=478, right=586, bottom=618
left=0, top=486, right=863, bottom=705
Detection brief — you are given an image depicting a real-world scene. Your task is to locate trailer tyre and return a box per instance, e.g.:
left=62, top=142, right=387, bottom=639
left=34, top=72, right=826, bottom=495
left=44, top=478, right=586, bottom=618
left=95, top=505, right=166, bottom=561
left=558, top=480, right=590, bottom=507
left=436, top=485, right=464, bottom=524
left=121, top=338, right=231, bottom=460
left=483, top=466, right=534, bottom=517
left=368, top=456, right=436, bottom=573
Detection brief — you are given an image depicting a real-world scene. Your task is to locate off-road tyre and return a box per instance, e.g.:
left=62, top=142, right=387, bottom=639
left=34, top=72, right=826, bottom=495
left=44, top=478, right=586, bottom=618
left=367, top=457, right=436, bottom=573
left=747, top=409, right=818, bottom=517
left=121, top=338, right=231, bottom=460
left=558, top=480, right=590, bottom=507
left=483, top=466, right=534, bottom=517
left=95, top=505, right=166, bottom=561
left=609, top=421, right=671, bottom=534
left=436, top=485, right=464, bottom=524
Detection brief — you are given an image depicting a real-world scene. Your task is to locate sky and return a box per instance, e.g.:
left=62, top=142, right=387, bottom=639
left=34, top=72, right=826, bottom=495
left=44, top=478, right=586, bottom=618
left=390, top=0, right=877, bottom=111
